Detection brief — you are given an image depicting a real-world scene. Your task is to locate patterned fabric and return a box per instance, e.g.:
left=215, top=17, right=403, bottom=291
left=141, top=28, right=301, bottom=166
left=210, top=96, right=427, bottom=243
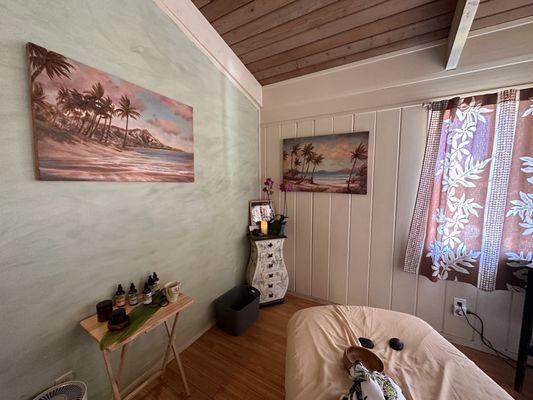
left=404, top=100, right=449, bottom=274
left=340, top=363, right=406, bottom=400
left=404, top=89, right=533, bottom=291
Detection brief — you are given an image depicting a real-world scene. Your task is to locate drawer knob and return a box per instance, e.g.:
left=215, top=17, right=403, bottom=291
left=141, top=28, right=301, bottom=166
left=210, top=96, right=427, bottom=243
left=269, top=293, right=274, bottom=298
left=268, top=273, right=274, bottom=278
left=268, top=263, right=273, bottom=268
left=267, top=253, right=273, bottom=258
left=268, top=283, right=273, bottom=288
left=268, top=242, right=273, bottom=248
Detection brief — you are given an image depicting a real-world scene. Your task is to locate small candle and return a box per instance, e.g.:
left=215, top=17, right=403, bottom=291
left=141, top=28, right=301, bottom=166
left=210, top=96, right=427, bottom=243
left=261, top=220, right=268, bottom=235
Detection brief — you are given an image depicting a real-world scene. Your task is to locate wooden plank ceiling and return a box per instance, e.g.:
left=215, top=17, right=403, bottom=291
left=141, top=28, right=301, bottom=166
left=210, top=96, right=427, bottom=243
left=193, top=0, right=533, bottom=85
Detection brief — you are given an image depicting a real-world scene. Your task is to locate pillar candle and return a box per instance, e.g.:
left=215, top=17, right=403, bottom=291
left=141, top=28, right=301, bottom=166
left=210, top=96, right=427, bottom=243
left=261, top=220, right=268, bottom=235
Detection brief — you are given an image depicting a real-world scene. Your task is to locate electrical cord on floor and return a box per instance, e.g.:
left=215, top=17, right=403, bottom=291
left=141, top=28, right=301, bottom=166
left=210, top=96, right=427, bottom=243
left=458, top=305, right=517, bottom=368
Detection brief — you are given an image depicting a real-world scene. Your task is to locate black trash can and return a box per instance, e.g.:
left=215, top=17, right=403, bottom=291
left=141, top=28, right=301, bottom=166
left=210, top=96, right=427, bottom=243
left=214, top=285, right=260, bottom=336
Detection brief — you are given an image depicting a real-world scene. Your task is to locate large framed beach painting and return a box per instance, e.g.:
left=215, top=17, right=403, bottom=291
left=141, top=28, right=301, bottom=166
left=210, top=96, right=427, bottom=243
left=283, top=132, right=369, bottom=194
left=27, top=42, right=194, bottom=182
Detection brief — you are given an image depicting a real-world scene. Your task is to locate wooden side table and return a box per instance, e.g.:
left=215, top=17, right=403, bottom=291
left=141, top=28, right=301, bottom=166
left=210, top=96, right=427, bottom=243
left=80, top=293, right=194, bottom=400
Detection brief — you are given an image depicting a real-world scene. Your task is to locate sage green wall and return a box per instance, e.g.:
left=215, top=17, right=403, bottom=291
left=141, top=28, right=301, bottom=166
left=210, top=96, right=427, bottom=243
left=0, top=1, right=259, bottom=399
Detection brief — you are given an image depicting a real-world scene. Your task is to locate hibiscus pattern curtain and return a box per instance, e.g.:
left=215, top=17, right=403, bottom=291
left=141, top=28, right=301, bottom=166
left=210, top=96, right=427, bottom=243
left=404, top=88, right=533, bottom=292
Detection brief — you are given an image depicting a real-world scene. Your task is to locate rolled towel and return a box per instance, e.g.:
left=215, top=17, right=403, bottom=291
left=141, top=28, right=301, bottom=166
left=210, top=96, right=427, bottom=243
left=340, top=362, right=406, bottom=400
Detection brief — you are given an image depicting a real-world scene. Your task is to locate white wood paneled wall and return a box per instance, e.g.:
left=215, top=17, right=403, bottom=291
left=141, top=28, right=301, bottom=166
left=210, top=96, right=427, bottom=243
left=260, top=105, right=525, bottom=354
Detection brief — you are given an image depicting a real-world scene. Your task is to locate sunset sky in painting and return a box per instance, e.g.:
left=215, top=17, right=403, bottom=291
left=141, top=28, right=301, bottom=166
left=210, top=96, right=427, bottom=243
left=36, top=58, right=194, bottom=153
left=283, top=132, right=368, bottom=171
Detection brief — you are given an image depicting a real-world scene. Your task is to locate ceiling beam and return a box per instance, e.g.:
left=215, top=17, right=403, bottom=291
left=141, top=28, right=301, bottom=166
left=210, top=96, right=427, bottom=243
left=446, top=0, right=480, bottom=70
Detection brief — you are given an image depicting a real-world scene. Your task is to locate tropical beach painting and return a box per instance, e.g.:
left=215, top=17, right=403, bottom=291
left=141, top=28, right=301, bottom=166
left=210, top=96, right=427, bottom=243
left=283, top=132, right=369, bottom=194
left=27, top=42, right=194, bottom=182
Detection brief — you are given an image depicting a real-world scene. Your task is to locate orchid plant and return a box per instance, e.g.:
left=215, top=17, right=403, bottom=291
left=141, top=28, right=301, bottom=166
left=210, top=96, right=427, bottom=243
left=259, top=178, right=294, bottom=236
left=262, top=178, right=274, bottom=202
left=279, top=181, right=293, bottom=218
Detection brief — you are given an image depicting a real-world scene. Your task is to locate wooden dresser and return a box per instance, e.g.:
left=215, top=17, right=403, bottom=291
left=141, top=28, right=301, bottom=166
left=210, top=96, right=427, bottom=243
left=246, top=235, right=288, bottom=305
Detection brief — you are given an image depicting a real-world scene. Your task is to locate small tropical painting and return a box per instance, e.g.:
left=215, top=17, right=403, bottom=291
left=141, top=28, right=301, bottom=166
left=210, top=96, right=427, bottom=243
left=283, top=132, right=369, bottom=194
left=27, top=42, right=194, bottom=182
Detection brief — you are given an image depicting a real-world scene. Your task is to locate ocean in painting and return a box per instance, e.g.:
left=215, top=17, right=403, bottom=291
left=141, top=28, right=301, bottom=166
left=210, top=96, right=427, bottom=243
left=27, top=42, right=194, bottom=182
left=283, top=132, right=369, bottom=194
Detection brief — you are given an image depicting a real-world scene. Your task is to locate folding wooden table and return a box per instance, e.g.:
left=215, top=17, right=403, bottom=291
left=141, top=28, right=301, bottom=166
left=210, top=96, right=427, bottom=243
left=80, top=293, right=194, bottom=400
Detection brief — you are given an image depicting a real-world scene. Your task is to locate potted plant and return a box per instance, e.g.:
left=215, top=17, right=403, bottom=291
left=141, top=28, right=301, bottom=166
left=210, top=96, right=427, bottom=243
left=278, top=181, right=293, bottom=236
left=261, top=178, right=293, bottom=236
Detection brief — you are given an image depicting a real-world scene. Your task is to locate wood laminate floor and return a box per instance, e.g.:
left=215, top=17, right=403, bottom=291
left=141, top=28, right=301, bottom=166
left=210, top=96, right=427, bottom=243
left=133, top=293, right=531, bottom=400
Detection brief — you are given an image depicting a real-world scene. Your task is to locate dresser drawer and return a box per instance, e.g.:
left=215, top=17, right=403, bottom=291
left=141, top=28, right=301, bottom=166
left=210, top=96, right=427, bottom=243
left=259, top=250, right=282, bottom=264
left=260, top=290, right=281, bottom=303
left=260, top=258, right=284, bottom=273
left=261, top=280, right=279, bottom=292
left=259, top=281, right=285, bottom=302
left=261, top=270, right=284, bottom=283
left=256, top=239, right=282, bottom=254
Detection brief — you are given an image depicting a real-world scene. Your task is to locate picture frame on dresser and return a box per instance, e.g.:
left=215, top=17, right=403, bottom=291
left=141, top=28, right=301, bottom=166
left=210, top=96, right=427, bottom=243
left=249, top=200, right=274, bottom=225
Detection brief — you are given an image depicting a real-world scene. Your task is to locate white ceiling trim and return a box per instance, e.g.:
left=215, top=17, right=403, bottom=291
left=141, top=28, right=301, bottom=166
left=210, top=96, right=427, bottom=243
left=261, top=20, right=533, bottom=123
left=154, top=0, right=262, bottom=108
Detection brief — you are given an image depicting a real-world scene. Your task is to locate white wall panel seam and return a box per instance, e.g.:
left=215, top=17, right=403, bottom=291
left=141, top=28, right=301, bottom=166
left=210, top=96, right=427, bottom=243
left=388, top=108, right=402, bottom=310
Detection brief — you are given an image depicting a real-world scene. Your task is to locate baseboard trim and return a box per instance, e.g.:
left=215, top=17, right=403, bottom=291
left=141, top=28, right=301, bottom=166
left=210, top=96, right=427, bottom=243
left=286, top=291, right=336, bottom=305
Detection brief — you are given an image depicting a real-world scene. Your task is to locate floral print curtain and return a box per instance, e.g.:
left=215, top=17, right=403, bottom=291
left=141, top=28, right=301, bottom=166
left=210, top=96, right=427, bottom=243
left=404, top=88, right=532, bottom=292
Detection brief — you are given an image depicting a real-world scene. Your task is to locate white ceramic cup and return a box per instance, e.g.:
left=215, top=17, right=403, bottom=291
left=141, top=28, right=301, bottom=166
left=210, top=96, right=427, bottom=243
left=164, top=281, right=181, bottom=303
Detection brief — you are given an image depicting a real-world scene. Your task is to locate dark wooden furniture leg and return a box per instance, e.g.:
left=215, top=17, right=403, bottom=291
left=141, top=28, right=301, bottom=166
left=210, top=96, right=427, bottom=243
left=514, top=268, right=533, bottom=392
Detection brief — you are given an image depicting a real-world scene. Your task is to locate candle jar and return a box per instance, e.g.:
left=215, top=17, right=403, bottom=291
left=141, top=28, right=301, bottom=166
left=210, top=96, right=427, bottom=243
left=96, top=300, right=113, bottom=322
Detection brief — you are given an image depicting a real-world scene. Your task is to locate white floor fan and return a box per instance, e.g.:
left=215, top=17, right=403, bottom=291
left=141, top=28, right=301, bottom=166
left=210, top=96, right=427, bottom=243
left=33, top=381, right=87, bottom=400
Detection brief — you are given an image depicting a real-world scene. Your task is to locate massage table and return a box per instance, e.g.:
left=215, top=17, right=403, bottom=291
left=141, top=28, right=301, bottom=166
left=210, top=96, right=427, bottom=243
left=286, top=305, right=512, bottom=400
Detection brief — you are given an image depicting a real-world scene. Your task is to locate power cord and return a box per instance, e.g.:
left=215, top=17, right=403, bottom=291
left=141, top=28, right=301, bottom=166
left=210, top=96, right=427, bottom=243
left=458, top=304, right=532, bottom=369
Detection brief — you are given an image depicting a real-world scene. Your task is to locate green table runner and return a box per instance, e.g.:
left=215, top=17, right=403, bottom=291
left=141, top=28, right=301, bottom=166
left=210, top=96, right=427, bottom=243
left=100, top=292, right=165, bottom=350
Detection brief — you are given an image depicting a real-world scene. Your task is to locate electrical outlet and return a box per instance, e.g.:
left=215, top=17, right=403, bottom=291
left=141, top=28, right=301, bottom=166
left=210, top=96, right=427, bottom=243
left=54, top=371, right=74, bottom=385
left=453, top=298, right=467, bottom=316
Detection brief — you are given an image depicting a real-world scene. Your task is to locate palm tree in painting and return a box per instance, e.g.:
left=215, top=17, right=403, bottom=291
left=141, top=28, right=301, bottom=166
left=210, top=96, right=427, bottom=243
left=83, top=82, right=105, bottom=138
left=299, top=143, right=315, bottom=180
left=48, top=105, right=60, bottom=125
left=56, top=87, right=70, bottom=106
left=358, top=163, right=368, bottom=178
left=69, top=89, right=89, bottom=131
left=105, top=103, right=117, bottom=144
left=347, top=143, right=368, bottom=192
left=27, top=43, right=74, bottom=84
left=31, top=82, right=48, bottom=112
left=99, top=96, right=116, bottom=143
left=116, top=95, right=140, bottom=149
left=94, top=95, right=112, bottom=140
left=56, top=87, right=76, bottom=128
left=290, top=143, right=301, bottom=173
left=293, top=157, right=302, bottom=175
left=358, top=162, right=368, bottom=191
left=309, top=153, right=325, bottom=184
left=302, top=150, right=317, bottom=181
left=61, top=99, right=79, bottom=128
left=298, top=144, right=317, bottom=182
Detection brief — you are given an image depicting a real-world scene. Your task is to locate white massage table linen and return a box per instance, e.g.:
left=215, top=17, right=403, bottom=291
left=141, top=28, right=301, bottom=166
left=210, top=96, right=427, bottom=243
left=285, top=305, right=512, bottom=400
